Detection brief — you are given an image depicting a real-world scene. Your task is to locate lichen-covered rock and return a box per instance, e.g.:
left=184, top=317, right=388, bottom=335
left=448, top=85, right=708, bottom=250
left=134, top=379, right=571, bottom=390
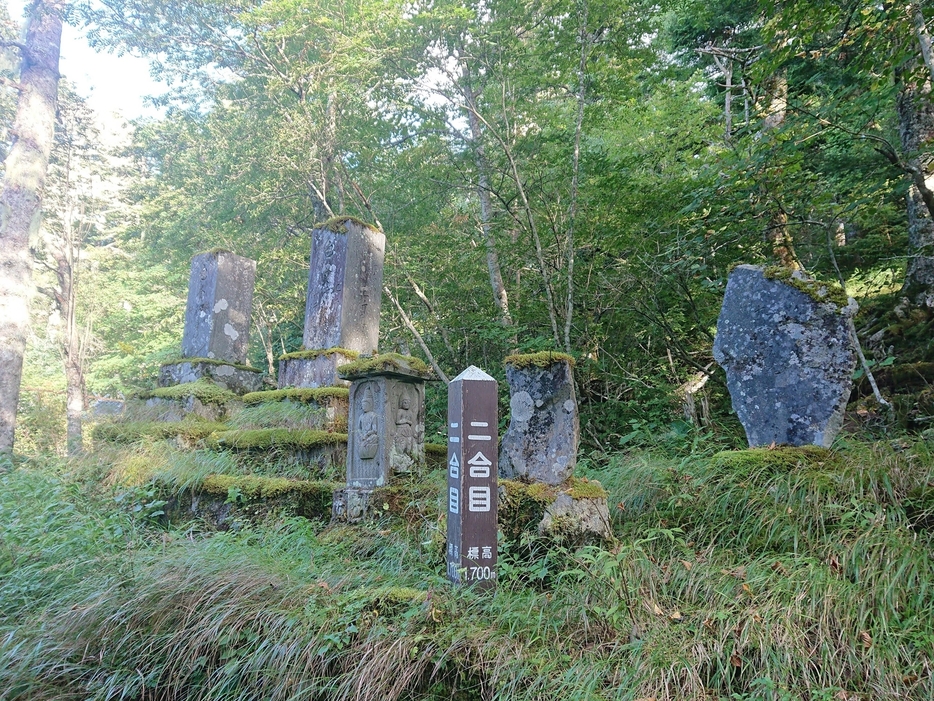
left=713, top=265, right=858, bottom=448
left=539, top=493, right=611, bottom=540
left=302, top=220, right=385, bottom=356
left=499, top=355, right=579, bottom=485
left=181, top=250, right=256, bottom=364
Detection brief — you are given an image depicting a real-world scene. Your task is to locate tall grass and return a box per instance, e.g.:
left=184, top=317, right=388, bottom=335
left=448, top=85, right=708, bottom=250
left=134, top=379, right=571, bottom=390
left=0, top=439, right=932, bottom=699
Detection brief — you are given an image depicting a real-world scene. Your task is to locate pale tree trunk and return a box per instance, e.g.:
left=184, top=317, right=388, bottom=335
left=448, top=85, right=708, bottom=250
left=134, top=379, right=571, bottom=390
left=53, top=215, right=87, bottom=456
left=0, top=1, right=64, bottom=457
left=564, top=0, right=589, bottom=354
left=461, top=67, right=513, bottom=327
left=897, top=54, right=934, bottom=305
left=911, top=2, right=934, bottom=85
left=760, top=71, right=800, bottom=269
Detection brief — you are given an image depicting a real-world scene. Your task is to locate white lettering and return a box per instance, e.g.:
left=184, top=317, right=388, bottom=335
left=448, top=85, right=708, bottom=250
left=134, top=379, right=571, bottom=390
left=468, top=486, right=491, bottom=512
left=449, top=487, right=459, bottom=514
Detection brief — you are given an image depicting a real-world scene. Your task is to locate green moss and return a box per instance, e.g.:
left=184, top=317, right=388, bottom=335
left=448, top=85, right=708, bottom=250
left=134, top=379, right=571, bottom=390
left=763, top=266, right=850, bottom=309
left=504, top=351, right=576, bottom=369
left=710, top=446, right=835, bottom=477
left=278, top=347, right=359, bottom=362
left=314, top=215, right=376, bottom=233
left=200, top=474, right=335, bottom=500
left=499, top=479, right=556, bottom=543
left=566, top=476, right=608, bottom=500
left=138, top=378, right=237, bottom=405
left=163, top=357, right=261, bottom=373
left=211, top=429, right=348, bottom=450
left=242, top=387, right=350, bottom=405
left=92, top=420, right=226, bottom=444
left=425, top=443, right=447, bottom=457
left=338, top=353, right=431, bottom=378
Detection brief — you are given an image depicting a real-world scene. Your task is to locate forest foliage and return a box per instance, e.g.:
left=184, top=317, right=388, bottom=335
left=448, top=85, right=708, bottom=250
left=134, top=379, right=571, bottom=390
left=7, top=0, right=934, bottom=448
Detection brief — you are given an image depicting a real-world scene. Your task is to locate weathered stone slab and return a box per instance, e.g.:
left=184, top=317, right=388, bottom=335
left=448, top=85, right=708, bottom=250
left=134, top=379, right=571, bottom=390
left=499, top=353, right=579, bottom=486
left=539, top=493, right=611, bottom=540
left=446, top=366, right=498, bottom=588
left=331, top=487, right=373, bottom=523
left=181, top=251, right=257, bottom=364
left=143, top=396, right=228, bottom=423
left=713, top=265, right=858, bottom=448
left=277, top=349, right=356, bottom=390
left=344, top=372, right=427, bottom=489
left=302, top=219, right=385, bottom=356
left=159, top=361, right=264, bottom=395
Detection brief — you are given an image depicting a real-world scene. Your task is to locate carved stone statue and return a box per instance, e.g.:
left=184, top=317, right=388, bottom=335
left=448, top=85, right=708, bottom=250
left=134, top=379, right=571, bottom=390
left=357, top=384, right=379, bottom=460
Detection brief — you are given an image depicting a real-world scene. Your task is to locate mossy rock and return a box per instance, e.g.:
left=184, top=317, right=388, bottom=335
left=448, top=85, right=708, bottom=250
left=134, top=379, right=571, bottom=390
left=162, top=357, right=262, bottom=373
left=762, top=266, right=850, bottom=309
left=278, top=347, right=359, bottom=362
left=709, top=446, right=836, bottom=478
left=92, top=420, right=227, bottom=445
left=566, top=476, right=608, bottom=500
left=242, top=387, right=350, bottom=405
left=504, top=351, right=575, bottom=369
left=138, top=378, right=238, bottom=405
left=313, top=215, right=376, bottom=234
left=498, top=479, right=557, bottom=542
left=163, top=475, right=338, bottom=527
left=338, top=353, right=431, bottom=378
left=425, top=442, right=447, bottom=469
left=210, top=429, right=348, bottom=450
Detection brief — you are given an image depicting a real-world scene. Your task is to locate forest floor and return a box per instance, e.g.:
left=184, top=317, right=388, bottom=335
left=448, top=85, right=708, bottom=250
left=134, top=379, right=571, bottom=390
left=0, top=434, right=932, bottom=700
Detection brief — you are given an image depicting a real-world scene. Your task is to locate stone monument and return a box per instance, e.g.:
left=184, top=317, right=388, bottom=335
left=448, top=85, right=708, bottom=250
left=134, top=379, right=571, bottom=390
left=279, top=218, right=386, bottom=389
left=713, top=264, right=858, bottom=448
left=446, top=366, right=498, bottom=588
left=499, top=353, right=580, bottom=485
left=331, top=354, right=432, bottom=522
left=159, top=250, right=263, bottom=394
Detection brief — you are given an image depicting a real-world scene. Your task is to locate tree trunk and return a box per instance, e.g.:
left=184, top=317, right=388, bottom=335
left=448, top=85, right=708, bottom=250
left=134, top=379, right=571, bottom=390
left=462, top=67, right=513, bottom=327
left=0, top=2, right=64, bottom=456
left=897, top=56, right=934, bottom=305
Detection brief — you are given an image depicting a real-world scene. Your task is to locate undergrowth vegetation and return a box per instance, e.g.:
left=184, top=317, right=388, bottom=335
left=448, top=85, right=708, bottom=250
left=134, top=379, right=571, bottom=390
left=1, top=437, right=933, bottom=700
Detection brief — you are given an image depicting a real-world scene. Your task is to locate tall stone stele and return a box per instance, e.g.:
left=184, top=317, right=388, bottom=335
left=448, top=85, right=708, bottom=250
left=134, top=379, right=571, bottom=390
left=332, top=354, right=433, bottom=522
left=713, top=264, right=858, bottom=448
left=499, top=352, right=610, bottom=540
left=159, top=250, right=263, bottom=394
left=500, top=352, right=580, bottom=485
left=279, top=218, right=386, bottom=389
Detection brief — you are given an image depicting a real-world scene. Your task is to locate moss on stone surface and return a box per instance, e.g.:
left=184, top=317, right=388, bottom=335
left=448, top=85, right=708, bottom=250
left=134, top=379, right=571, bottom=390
left=338, top=353, right=431, bottom=377
left=139, top=378, right=237, bottom=405
left=314, top=215, right=376, bottom=233
left=242, top=387, right=350, bottom=405
left=710, top=446, right=835, bottom=477
left=163, top=357, right=262, bottom=373
left=762, top=266, right=850, bottom=309
left=504, top=351, right=576, bottom=369
left=93, top=420, right=227, bottom=444
left=200, top=474, right=336, bottom=500
left=566, top=476, right=608, bottom=500
left=278, top=347, right=359, bottom=362
left=211, top=428, right=348, bottom=450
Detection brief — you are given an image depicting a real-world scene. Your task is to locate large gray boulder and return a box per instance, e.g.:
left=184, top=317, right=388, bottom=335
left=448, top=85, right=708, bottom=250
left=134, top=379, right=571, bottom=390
left=713, top=265, right=858, bottom=448
left=499, top=354, right=579, bottom=485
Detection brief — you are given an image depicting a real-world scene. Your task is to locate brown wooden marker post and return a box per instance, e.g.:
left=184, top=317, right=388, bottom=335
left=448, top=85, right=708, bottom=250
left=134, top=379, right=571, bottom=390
left=446, top=366, right=498, bottom=588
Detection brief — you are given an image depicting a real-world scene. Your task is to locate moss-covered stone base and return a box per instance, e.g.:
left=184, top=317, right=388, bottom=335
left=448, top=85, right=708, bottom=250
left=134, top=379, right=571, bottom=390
left=92, top=420, right=226, bottom=448
left=163, top=475, right=338, bottom=529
